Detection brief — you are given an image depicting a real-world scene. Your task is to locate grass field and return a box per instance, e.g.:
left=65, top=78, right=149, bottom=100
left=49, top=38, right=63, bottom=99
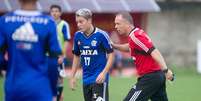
left=0, top=67, right=201, bottom=101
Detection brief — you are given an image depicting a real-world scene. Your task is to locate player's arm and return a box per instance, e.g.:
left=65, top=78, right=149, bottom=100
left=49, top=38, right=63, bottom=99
left=71, top=55, right=80, bottom=78
left=96, top=52, right=114, bottom=84
left=112, top=43, right=130, bottom=52
left=96, top=32, right=114, bottom=84
left=63, top=41, right=70, bottom=56
left=102, top=53, right=114, bottom=74
left=69, top=54, right=80, bottom=90
left=150, top=49, right=174, bottom=81
left=69, top=33, right=80, bottom=90
left=62, top=22, right=71, bottom=57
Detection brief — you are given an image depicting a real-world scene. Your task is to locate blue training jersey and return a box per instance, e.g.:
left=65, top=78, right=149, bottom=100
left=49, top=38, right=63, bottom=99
left=72, top=27, right=113, bottom=85
left=0, top=10, right=62, bottom=101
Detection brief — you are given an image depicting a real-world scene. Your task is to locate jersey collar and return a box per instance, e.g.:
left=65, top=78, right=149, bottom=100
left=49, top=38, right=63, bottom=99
left=14, top=9, right=41, bottom=16
left=129, top=27, right=139, bottom=36
left=82, top=27, right=96, bottom=39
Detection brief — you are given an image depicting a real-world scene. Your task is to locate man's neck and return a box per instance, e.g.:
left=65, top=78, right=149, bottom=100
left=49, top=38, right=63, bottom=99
left=85, top=25, right=95, bottom=36
left=126, top=25, right=135, bottom=36
left=55, top=18, right=61, bottom=24
left=21, top=3, right=37, bottom=11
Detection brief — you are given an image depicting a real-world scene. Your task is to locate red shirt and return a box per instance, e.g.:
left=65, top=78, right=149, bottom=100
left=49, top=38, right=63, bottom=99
left=128, top=28, right=161, bottom=76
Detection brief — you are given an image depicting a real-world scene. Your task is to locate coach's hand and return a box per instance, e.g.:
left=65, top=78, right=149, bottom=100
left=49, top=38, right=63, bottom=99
left=165, top=69, right=174, bottom=81
left=96, top=72, right=106, bottom=84
left=69, top=77, right=76, bottom=91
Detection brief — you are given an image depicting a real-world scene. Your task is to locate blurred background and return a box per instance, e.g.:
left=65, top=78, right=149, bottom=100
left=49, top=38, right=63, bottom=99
left=0, top=0, right=201, bottom=101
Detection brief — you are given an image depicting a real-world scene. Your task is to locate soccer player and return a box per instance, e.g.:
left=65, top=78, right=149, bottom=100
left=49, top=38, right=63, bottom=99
left=0, top=0, right=62, bottom=101
left=50, top=4, right=71, bottom=101
left=69, top=8, right=114, bottom=101
left=112, top=12, right=174, bottom=101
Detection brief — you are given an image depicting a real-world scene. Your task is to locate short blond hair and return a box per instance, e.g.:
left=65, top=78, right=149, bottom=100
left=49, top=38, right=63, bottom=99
left=75, top=8, right=92, bottom=20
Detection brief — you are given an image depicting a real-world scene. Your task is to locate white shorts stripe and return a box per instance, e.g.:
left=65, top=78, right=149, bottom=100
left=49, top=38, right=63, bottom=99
left=129, top=90, right=142, bottom=101
left=129, top=91, right=138, bottom=101
left=103, top=82, right=106, bottom=101
left=133, top=91, right=142, bottom=101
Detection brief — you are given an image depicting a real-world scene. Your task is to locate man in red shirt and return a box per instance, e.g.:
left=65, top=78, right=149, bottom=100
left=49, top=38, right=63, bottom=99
left=112, top=12, right=174, bottom=101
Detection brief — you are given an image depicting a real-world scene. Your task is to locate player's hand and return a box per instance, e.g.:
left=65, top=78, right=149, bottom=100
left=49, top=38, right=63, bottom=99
left=165, top=69, right=174, bottom=81
left=52, top=96, right=57, bottom=101
left=58, top=56, right=64, bottom=64
left=69, top=77, right=76, bottom=91
left=110, top=41, right=116, bottom=49
left=110, top=40, right=114, bottom=45
left=96, top=72, right=106, bottom=84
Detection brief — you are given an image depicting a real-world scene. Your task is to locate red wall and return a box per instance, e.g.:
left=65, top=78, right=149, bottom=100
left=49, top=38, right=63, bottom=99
left=61, top=13, right=145, bottom=59
left=61, top=13, right=144, bottom=43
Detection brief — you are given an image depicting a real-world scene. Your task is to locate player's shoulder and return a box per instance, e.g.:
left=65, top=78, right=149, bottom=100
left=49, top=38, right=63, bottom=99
left=40, top=13, right=55, bottom=23
left=60, top=20, right=69, bottom=28
left=95, top=27, right=108, bottom=34
left=95, top=27, right=109, bottom=38
left=74, top=31, right=83, bottom=38
left=61, top=20, right=69, bottom=24
left=134, top=28, right=145, bottom=35
left=130, top=27, right=146, bottom=37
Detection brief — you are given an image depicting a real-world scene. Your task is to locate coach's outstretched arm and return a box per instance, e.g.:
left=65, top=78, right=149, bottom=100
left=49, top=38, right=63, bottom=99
left=151, top=49, right=174, bottom=81
left=69, top=55, right=80, bottom=90
left=112, top=43, right=130, bottom=52
left=96, top=52, right=114, bottom=84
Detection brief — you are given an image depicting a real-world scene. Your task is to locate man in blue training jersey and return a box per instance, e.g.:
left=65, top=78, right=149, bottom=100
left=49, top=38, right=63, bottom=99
left=50, top=4, right=71, bottom=101
left=0, top=0, right=62, bottom=101
left=69, top=8, right=114, bottom=101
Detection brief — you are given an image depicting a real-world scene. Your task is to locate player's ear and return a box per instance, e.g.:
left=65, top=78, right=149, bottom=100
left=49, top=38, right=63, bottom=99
left=88, top=18, right=92, bottom=23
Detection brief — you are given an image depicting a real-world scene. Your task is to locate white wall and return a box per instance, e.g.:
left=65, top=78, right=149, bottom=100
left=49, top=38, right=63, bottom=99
left=147, top=10, right=201, bottom=67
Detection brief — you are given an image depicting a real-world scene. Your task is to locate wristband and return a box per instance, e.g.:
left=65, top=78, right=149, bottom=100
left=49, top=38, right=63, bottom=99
left=163, top=68, right=168, bottom=73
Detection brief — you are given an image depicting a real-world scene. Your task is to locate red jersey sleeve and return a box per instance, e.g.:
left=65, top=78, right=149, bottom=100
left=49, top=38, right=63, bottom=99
left=129, top=28, right=155, bottom=54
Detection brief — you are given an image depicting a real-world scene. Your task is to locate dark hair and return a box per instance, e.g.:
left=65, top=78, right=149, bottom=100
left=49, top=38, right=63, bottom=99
left=116, top=12, right=134, bottom=25
left=50, top=5, right=62, bottom=12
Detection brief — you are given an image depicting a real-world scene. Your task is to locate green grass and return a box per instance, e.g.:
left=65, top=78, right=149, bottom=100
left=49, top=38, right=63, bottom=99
left=0, top=67, right=201, bottom=101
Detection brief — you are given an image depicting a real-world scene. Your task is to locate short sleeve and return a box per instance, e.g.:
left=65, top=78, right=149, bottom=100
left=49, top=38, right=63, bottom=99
left=129, top=29, right=155, bottom=54
left=100, top=32, right=113, bottom=54
left=62, top=22, right=71, bottom=41
left=72, top=33, right=80, bottom=56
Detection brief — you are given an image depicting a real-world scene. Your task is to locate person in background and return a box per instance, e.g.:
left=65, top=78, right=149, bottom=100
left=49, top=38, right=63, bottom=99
left=50, top=4, right=71, bottom=101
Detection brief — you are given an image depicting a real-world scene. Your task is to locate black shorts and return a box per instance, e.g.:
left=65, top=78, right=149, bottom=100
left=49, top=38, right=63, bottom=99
left=83, top=83, right=109, bottom=101
left=124, top=71, right=168, bottom=101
